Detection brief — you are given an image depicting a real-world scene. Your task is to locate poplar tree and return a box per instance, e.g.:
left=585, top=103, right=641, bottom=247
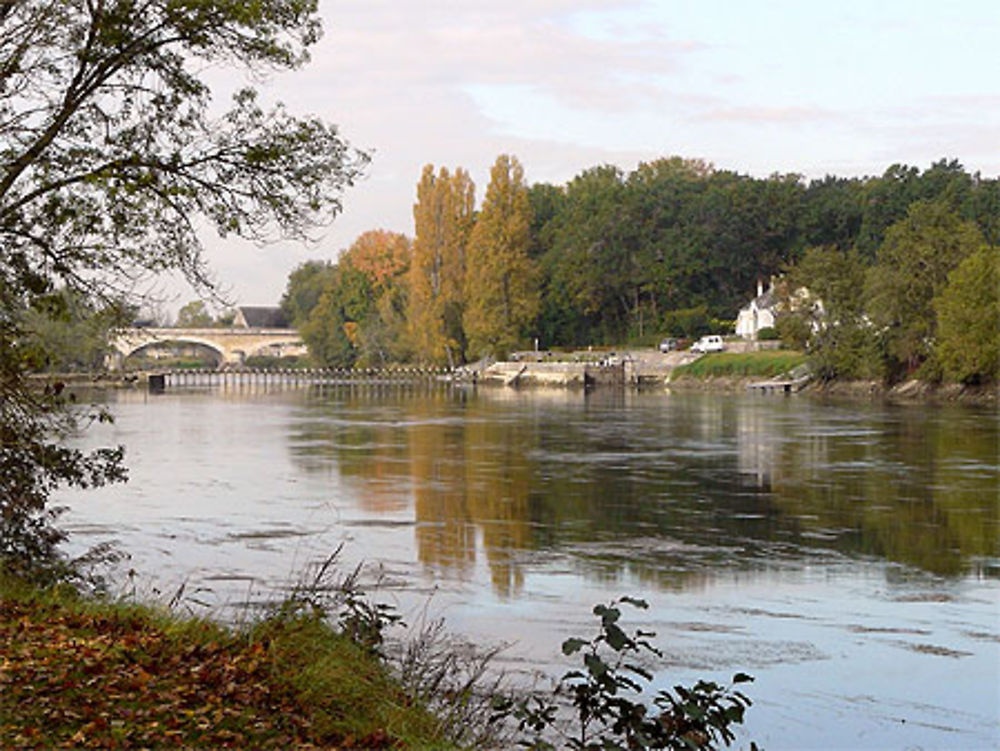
left=463, top=155, right=538, bottom=358
left=407, top=165, right=474, bottom=365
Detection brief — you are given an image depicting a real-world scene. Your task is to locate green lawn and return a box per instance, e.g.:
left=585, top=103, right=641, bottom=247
left=673, top=350, right=808, bottom=379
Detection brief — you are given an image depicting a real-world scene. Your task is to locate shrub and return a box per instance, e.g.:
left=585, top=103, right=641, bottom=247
left=495, top=597, right=756, bottom=750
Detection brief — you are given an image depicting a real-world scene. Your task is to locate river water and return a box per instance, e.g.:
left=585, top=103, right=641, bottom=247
left=58, top=383, right=999, bottom=750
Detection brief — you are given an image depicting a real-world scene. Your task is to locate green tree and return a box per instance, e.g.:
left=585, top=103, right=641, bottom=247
left=0, top=0, right=363, bottom=579
left=783, top=246, right=883, bottom=380
left=865, top=201, right=984, bottom=374
left=175, top=300, right=214, bottom=328
left=934, top=248, right=1000, bottom=384
left=18, top=290, right=127, bottom=373
left=299, top=271, right=358, bottom=368
left=281, top=261, right=337, bottom=327
left=540, top=164, right=630, bottom=344
left=463, top=155, right=539, bottom=358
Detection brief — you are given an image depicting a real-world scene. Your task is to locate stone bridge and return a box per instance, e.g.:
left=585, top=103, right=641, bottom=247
left=107, top=327, right=306, bottom=370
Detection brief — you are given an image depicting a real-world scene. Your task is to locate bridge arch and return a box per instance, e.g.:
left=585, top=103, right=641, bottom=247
left=118, top=337, right=226, bottom=365
left=107, top=327, right=305, bottom=370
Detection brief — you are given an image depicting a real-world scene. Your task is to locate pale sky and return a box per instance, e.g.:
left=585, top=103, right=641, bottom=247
left=186, top=0, right=1000, bottom=312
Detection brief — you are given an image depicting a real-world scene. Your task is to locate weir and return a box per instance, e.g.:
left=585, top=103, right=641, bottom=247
left=144, top=366, right=456, bottom=389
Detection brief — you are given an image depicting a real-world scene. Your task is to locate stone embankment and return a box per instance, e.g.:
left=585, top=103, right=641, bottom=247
left=475, top=350, right=700, bottom=387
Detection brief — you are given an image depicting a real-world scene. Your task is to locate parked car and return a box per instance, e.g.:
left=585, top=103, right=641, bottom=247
left=691, top=334, right=725, bottom=353
left=658, top=337, right=679, bottom=353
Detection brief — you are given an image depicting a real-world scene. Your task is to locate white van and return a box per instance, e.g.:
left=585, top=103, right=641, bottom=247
left=691, top=335, right=724, bottom=353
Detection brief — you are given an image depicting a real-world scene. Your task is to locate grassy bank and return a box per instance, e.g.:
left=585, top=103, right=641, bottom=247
left=0, top=576, right=456, bottom=750
left=672, top=351, right=807, bottom=379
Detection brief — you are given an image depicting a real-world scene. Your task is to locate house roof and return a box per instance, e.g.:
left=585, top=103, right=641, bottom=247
left=236, top=306, right=289, bottom=328
left=755, top=289, right=777, bottom=309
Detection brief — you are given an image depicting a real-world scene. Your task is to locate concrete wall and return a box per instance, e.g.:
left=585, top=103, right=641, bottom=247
left=479, top=361, right=624, bottom=387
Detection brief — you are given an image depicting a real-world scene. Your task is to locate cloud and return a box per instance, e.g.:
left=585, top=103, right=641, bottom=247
left=696, top=106, right=833, bottom=125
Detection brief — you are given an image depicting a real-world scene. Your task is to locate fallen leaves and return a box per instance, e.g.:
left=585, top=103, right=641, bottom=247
left=0, top=597, right=401, bottom=749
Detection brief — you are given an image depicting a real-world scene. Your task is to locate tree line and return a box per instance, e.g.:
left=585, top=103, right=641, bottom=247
left=285, top=156, right=999, bottom=383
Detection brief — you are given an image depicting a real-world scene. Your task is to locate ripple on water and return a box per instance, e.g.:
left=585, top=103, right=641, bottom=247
left=887, top=640, right=974, bottom=659
left=661, top=639, right=828, bottom=670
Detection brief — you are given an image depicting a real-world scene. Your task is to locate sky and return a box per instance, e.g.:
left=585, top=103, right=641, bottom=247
left=184, top=0, right=1000, bottom=313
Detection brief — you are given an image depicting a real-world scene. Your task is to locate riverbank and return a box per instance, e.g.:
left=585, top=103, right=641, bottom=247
left=666, top=373, right=998, bottom=406
left=31, top=354, right=1000, bottom=407
left=0, top=576, right=459, bottom=750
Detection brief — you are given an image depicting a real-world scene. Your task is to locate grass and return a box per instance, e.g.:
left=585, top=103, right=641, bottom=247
left=0, top=575, right=458, bottom=750
left=673, top=350, right=808, bottom=379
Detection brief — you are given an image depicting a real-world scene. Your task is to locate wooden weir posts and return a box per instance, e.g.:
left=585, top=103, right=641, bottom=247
left=153, top=366, right=455, bottom=389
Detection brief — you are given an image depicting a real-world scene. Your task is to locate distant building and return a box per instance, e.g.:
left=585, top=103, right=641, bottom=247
left=233, top=306, right=289, bottom=329
left=736, top=279, right=823, bottom=340
left=735, top=281, right=777, bottom=340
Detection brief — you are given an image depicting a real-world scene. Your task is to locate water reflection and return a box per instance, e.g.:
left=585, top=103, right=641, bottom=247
left=285, top=387, right=999, bottom=595
left=57, top=384, right=999, bottom=749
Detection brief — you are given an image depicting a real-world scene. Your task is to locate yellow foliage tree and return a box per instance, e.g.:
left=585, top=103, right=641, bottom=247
left=407, top=165, right=475, bottom=365
left=463, top=155, right=539, bottom=358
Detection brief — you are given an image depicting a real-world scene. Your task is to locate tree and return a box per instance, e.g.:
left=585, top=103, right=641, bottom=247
left=1, top=0, right=364, bottom=579
left=784, top=246, right=882, bottom=380
left=865, top=201, right=984, bottom=374
left=175, top=300, right=214, bottom=328
left=299, top=270, right=358, bottom=368
left=281, top=260, right=337, bottom=327
left=407, top=165, right=475, bottom=365
left=18, top=289, right=127, bottom=373
left=339, top=230, right=412, bottom=365
left=539, top=164, right=630, bottom=345
left=934, top=248, right=1000, bottom=384
left=463, top=155, right=538, bottom=358
left=341, top=230, right=411, bottom=292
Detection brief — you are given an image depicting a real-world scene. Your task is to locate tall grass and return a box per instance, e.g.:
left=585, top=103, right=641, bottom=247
left=673, top=351, right=807, bottom=379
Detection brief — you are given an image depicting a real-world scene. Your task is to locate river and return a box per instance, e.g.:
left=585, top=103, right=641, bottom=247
left=58, top=383, right=999, bottom=750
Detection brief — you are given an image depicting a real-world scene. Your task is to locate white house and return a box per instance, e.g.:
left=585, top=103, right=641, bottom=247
left=735, top=281, right=777, bottom=340
left=736, top=279, right=825, bottom=340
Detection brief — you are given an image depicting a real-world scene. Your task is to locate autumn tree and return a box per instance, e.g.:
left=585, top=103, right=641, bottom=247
left=463, top=155, right=539, bottom=358
left=0, top=0, right=364, bottom=579
left=407, top=165, right=475, bottom=365
left=340, top=230, right=412, bottom=364
left=341, top=230, right=411, bottom=291
left=292, top=230, right=412, bottom=367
